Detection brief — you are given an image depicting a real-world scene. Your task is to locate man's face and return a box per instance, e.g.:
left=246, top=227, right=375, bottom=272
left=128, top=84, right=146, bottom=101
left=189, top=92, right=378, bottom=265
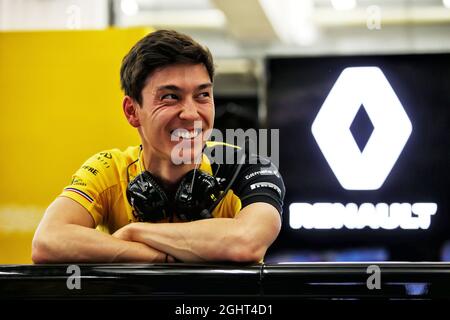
left=136, top=63, right=214, bottom=164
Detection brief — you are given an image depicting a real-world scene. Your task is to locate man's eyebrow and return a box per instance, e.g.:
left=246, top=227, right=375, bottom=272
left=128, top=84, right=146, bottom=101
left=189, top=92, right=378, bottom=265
left=197, top=83, right=212, bottom=90
left=155, top=83, right=212, bottom=92
left=156, top=85, right=181, bottom=92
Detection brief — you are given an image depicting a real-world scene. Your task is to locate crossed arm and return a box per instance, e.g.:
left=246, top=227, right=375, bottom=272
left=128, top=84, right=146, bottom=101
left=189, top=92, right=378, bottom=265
left=32, top=197, right=281, bottom=264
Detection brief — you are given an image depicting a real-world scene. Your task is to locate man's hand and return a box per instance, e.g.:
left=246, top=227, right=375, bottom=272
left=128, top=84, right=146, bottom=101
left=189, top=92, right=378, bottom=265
left=112, top=223, right=134, bottom=241
left=112, top=223, right=177, bottom=263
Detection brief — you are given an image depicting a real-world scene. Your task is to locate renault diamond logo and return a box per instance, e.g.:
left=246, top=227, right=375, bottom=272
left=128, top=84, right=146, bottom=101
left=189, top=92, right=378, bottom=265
left=311, top=67, right=412, bottom=190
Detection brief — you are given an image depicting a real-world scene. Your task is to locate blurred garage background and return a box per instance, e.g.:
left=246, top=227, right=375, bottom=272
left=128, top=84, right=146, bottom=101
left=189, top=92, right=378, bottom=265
left=1, top=0, right=449, bottom=264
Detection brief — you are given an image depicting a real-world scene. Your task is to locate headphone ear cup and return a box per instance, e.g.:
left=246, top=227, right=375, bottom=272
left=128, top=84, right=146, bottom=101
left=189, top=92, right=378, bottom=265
left=126, top=171, right=170, bottom=222
left=174, top=170, right=222, bottom=221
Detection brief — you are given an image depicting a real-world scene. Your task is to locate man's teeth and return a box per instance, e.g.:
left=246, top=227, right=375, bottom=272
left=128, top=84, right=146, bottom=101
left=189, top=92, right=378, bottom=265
left=171, top=128, right=202, bottom=139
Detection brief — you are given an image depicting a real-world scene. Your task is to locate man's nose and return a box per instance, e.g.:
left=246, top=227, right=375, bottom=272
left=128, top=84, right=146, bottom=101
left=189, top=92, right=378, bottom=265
left=179, top=99, right=200, bottom=121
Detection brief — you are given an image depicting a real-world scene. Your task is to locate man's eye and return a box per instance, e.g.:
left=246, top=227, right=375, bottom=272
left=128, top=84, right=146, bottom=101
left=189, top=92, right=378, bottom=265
left=162, top=93, right=178, bottom=100
left=198, top=92, right=210, bottom=98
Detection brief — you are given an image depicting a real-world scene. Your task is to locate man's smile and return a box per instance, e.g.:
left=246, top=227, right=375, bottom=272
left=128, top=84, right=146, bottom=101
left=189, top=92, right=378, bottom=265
left=170, top=128, right=203, bottom=140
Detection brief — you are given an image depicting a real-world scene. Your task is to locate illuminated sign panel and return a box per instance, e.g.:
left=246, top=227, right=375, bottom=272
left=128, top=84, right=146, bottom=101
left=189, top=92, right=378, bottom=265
left=266, top=54, right=450, bottom=260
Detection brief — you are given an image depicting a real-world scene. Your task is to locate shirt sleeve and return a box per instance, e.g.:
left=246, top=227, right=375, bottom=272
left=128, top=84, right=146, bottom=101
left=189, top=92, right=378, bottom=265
left=59, top=151, right=115, bottom=227
left=231, top=153, right=286, bottom=216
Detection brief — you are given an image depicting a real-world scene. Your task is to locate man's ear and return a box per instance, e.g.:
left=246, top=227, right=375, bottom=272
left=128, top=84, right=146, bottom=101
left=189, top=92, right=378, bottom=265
left=123, top=96, right=140, bottom=128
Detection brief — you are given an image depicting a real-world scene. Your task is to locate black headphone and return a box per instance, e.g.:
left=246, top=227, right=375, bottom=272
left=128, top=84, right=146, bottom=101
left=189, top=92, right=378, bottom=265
left=126, top=146, right=244, bottom=222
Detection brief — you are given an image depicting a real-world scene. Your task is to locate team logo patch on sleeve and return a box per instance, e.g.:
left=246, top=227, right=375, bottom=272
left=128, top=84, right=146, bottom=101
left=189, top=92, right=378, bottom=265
left=64, top=188, right=94, bottom=203
left=250, top=182, right=282, bottom=196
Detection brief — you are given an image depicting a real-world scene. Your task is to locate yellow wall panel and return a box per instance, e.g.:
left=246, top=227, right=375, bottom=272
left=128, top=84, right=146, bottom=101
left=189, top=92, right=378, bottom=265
left=0, top=28, right=151, bottom=263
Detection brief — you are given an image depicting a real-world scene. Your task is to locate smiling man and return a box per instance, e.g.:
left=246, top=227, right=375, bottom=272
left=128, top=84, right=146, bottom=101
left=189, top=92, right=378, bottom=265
left=32, top=30, right=285, bottom=264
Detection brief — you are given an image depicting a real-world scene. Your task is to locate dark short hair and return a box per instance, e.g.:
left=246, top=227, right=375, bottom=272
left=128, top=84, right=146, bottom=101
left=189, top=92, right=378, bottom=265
left=120, top=29, right=215, bottom=106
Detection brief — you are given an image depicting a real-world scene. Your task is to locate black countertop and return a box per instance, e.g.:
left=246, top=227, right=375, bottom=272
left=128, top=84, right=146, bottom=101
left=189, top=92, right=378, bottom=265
left=1, top=262, right=450, bottom=300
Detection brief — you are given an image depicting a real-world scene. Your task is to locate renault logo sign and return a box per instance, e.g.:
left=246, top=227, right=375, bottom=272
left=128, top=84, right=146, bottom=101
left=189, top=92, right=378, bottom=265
left=290, top=67, right=436, bottom=230
left=311, top=67, right=412, bottom=190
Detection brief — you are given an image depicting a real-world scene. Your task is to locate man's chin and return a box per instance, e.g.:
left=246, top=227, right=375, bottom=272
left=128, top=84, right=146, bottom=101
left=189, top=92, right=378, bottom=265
left=170, top=153, right=203, bottom=166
